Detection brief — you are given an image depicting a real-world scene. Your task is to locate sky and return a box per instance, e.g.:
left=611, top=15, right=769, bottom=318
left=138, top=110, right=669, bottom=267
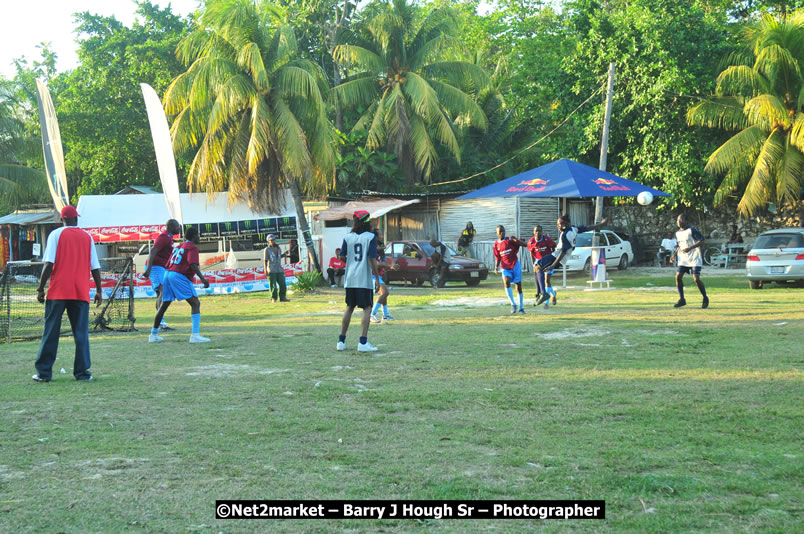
left=0, top=0, right=202, bottom=79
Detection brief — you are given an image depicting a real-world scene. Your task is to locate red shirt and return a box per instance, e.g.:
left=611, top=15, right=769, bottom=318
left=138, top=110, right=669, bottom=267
left=329, top=257, right=345, bottom=270
left=493, top=237, right=521, bottom=270
left=151, top=231, right=176, bottom=268
left=44, top=226, right=100, bottom=302
left=167, top=241, right=200, bottom=280
left=527, top=235, right=556, bottom=260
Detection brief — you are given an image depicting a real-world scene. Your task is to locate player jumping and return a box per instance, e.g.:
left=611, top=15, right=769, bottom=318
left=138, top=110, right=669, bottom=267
left=149, top=227, right=211, bottom=343
left=493, top=225, right=528, bottom=314
left=527, top=225, right=556, bottom=307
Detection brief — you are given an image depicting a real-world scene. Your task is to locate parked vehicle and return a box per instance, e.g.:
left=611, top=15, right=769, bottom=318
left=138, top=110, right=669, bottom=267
left=383, top=241, right=488, bottom=287
left=563, top=230, right=634, bottom=275
left=745, top=228, right=804, bottom=289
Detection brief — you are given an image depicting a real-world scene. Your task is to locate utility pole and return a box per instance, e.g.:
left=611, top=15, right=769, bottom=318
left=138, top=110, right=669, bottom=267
left=590, top=62, right=615, bottom=280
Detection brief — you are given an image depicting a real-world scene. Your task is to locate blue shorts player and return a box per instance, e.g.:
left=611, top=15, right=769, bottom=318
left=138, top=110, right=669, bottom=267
left=493, top=225, right=528, bottom=314
left=143, top=218, right=181, bottom=330
left=149, top=227, right=211, bottom=343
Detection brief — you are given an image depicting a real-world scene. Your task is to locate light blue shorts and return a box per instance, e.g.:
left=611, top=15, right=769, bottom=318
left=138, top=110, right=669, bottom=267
left=148, top=265, right=167, bottom=289
left=372, top=274, right=386, bottom=285
left=162, top=271, right=198, bottom=302
left=501, top=262, right=522, bottom=284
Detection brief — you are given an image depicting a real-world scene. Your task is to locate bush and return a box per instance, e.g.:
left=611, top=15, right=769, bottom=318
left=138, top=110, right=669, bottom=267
left=290, top=271, right=323, bottom=293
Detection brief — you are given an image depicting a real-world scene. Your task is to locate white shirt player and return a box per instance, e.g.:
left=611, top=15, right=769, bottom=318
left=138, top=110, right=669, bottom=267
left=341, top=231, right=378, bottom=289
left=675, top=227, right=704, bottom=267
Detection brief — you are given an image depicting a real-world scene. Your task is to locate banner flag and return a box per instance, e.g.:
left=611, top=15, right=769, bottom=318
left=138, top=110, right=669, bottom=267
left=141, top=83, right=183, bottom=224
left=34, top=80, right=69, bottom=213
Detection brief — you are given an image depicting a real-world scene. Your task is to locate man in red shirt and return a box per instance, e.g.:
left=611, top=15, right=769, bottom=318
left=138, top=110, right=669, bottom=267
left=143, top=218, right=181, bottom=330
left=33, top=206, right=103, bottom=382
left=493, top=225, right=528, bottom=314
left=150, top=227, right=210, bottom=343
left=327, top=247, right=346, bottom=287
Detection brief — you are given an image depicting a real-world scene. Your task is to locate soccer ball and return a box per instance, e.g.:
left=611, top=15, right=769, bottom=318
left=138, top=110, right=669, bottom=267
left=637, top=191, right=654, bottom=206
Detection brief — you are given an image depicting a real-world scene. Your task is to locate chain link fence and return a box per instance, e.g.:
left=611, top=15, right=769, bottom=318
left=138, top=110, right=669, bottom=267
left=0, top=258, right=136, bottom=343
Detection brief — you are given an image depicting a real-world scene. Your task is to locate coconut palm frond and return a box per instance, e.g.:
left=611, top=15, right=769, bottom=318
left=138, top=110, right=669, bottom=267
left=705, top=126, right=766, bottom=175
left=274, top=66, right=325, bottom=110
left=428, top=79, right=488, bottom=130
left=407, top=113, right=438, bottom=181
left=333, top=44, right=385, bottom=74
left=737, top=129, right=785, bottom=215
left=363, top=100, right=386, bottom=149
left=790, top=113, right=804, bottom=152
left=715, top=65, right=770, bottom=97
left=686, top=96, right=748, bottom=131
left=332, top=76, right=380, bottom=111
left=272, top=97, right=312, bottom=182
left=237, top=41, right=269, bottom=91
left=744, top=94, right=790, bottom=131
left=408, top=34, right=465, bottom=71
left=409, top=5, right=457, bottom=53
left=712, top=151, right=756, bottom=207
left=776, top=139, right=803, bottom=203
left=754, top=43, right=801, bottom=95
left=422, top=61, right=491, bottom=95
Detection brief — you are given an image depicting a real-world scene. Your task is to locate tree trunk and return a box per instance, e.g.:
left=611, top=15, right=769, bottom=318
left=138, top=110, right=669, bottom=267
left=289, top=179, right=321, bottom=273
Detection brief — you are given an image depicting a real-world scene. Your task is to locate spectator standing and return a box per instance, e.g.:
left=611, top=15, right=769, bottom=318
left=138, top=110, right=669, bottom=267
left=457, top=222, right=476, bottom=257
left=33, top=206, right=102, bottom=382
left=327, top=248, right=346, bottom=287
left=263, top=234, right=289, bottom=302
left=286, top=239, right=300, bottom=264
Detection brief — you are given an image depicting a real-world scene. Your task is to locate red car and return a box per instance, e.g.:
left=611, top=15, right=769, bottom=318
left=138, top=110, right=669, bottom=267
left=382, top=241, right=489, bottom=287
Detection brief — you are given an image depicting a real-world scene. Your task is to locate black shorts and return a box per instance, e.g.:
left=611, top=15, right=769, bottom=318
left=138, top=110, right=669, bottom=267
left=345, top=288, right=374, bottom=309
left=677, top=265, right=702, bottom=275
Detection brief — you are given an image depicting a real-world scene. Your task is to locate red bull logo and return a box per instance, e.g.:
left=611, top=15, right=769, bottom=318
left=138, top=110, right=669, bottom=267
left=594, top=177, right=630, bottom=191
left=507, top=178, right=549, bottom=193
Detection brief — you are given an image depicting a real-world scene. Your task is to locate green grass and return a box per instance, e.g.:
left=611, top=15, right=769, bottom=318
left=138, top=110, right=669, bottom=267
left=1, top=271, right=802, bottom=533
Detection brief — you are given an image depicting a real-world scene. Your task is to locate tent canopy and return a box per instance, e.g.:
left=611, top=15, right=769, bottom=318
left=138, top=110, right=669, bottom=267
left=0, top=208, right=61, bottom=225
left=315, top=198, right=420, bottom=221
left=458, top=159, right=671, bottom=199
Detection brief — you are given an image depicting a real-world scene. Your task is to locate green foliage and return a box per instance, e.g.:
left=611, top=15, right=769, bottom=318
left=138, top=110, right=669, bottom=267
left=53, top=1, right=191, bottom=199
left=334, top=129, right=402, bottom=193
left=688, top=9, right=804, bottom=215
left=290, top=270, right=324, bottom=292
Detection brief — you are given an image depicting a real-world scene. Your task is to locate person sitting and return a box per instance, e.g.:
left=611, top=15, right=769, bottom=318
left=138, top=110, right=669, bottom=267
left=327, top=248, right=346, bottom=287
left=726, top=224, right=742, bottom=245
left=429, top=238, right=451, bottom=288
left=657, top=232, right=677, bottom=266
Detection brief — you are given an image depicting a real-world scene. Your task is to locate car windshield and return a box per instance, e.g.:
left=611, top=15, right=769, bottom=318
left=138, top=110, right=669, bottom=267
left=753, top=232, right=804, bottom=249
left=418, top=242, right=457, bottom=256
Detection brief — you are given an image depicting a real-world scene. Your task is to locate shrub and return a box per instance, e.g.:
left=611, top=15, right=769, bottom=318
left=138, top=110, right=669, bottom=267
left=290, top=271, right=323, bottom=293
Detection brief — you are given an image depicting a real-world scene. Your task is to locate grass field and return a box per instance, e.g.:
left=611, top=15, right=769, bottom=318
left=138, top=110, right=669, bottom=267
left=1, top=270, right=802, bottom=533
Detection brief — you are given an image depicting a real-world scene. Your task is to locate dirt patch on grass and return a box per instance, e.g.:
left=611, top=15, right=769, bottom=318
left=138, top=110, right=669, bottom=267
left=433, top=297, right=512, bottom=307
left=534, top=327, right=611, bottom=340
left=186, top=364, right=290, bottom=377
left=0, top=465, right=25, bottom=481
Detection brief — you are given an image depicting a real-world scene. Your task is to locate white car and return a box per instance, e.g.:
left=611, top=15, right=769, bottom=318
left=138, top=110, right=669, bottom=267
left=746, top=228, right=804, bottom=289
left=563, top=230, right=634, bottom=274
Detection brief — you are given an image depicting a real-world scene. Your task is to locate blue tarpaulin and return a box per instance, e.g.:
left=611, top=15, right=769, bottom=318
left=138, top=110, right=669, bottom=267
left=457, top=159, right=671, bottom=199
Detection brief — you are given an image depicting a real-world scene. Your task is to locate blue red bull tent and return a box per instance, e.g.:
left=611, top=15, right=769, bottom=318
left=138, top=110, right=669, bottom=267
left=457, top=158, right=670, bottom=199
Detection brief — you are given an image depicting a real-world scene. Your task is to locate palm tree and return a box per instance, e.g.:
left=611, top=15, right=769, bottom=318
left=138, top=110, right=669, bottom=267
left=333, top=0, right=489, bottom=185
left=164, top=0, right=336, bottom=271
left=687, top=10, right=804, bottom=216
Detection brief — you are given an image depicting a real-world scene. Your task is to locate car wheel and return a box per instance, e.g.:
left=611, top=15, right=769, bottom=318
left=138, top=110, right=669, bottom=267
left=749, top=280, right=763, bottom=290
left=618, top=254, right=629, bottom=270
left=583, top=258, right=592, bottom=276
left=429, top=269, right=441, bottom=288
left=465, top=279, right=481, bottom=287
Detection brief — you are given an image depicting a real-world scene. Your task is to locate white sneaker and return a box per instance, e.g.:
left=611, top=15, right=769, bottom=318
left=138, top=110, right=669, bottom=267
left=330, top=284, right=337, bottom=288
left=336, top=341, right=346, bottom=351
left=189, top=334, right=210, bottom=343
left=369, top=314, right=381, bottom=323
left=148, top=333, right=164, bottom=343
left=358, top=341, right=379, bottom=352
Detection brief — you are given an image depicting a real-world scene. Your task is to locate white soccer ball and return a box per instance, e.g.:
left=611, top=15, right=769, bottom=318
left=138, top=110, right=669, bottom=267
left=637, top=191, right=654, bottom=206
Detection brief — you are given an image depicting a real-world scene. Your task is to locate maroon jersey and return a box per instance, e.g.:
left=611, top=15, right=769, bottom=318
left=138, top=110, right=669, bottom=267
left=527, top=235, right=556, bottom=260
left=167, top=241, right=200, bottom=280
left=151, top=231, right=176, bottom=268
left=493, top=237, right=521, bottom=270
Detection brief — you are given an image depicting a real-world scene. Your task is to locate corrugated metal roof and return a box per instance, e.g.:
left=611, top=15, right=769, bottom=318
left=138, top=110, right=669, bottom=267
left=344, top=190, right=471, bottom=198
left=0, top=209, right=61, bottom=225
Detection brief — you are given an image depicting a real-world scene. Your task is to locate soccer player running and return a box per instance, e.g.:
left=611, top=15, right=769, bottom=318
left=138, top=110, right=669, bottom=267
left=669, top=213, right=709, bottom=309
left=537, top=215, right=608, bottom=306
left=493, top=225, right=528, bottom=314
left=370, top=230, right=399, bottom=323
left=527, top=225, right=556, bottom=306
left=149, top=227, right=211, bottom=343
left=143, top=218, right=181, bottom=331
left=337, top=210, right=381, bottom=352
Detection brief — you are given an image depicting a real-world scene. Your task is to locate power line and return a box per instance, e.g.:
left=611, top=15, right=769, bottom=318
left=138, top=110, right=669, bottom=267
left=426, top=87, right=604, bottom=188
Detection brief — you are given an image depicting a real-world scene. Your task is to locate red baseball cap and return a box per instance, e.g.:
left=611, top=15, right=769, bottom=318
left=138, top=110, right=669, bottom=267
left=61, top=206, right=79, bottom=219
left=353, top=210, right=370, bottom=222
